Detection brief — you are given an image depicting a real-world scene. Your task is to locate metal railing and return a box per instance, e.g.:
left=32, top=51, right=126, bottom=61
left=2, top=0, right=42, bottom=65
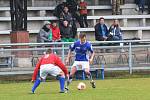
left=0, top=40, right=150, bottom=74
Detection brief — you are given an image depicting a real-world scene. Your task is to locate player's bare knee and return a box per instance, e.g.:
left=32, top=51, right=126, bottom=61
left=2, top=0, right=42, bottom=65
left=39, top=77, right=43, bottom=81
left=70, top=66, right=77, bottom=76
left=85, top=70, right=90, bottom=75
left=59, top=71, right=65, bottom=77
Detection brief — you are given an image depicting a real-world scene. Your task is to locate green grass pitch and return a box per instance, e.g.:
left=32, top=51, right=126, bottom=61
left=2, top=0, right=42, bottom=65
left=0, top=78, right=150, bottom=100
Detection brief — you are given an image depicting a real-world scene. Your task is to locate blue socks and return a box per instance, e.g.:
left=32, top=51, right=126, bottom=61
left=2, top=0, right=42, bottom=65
left=32, top=78, right=41, bottom=93
left=59, top=77, right=65, bottom=92
left=32, top=77, right=65, bottom=93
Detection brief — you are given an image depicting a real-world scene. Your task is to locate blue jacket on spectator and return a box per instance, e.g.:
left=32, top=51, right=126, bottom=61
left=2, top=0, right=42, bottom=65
left=94, top=23, right=109, bottom=41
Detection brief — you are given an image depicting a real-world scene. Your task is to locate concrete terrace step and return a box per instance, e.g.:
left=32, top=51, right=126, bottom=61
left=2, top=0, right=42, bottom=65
left=0, top=15, right=150, bottom=21
left=0, top=4, right=142, bottom=11
left=0, top=5, right=136, bottom=11
left=0, top=27, right=150, bottom=34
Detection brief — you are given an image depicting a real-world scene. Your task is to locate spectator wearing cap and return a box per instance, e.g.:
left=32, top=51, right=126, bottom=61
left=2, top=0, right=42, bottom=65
left=49, top=21, right=61, bottom=42
left=94, top=17, right=110, bottom=41
left=37, top=21, right=52, bottom=43
left=79, top=0, right=88, bottom=28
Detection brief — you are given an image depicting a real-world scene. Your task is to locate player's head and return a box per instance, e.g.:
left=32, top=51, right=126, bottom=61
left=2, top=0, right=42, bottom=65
left=79, top=33, right=86, bottom=44
left=46, top=48, right=52, bottom=54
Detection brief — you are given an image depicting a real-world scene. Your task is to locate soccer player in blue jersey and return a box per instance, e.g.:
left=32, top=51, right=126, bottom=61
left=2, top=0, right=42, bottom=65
left=65, top=33, right=96, bottom=89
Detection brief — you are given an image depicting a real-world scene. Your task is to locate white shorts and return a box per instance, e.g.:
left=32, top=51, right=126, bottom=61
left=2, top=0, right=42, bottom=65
left=72, top=61, right=89, bottom=70
left=40, top=64, right=62, bottom=79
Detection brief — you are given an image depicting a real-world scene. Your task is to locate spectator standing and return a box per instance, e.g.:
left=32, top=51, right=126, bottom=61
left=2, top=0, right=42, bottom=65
left=66, top=0, right=83, bottom=28
left=147, top=0, right=150, bottom=14
left=112, top=0, right=121, bottom=15
left=135, top=0, right=145, bottom=14
left=59, top=6, right=73, bottom=28
left=79, top=0, right=88, bottom=28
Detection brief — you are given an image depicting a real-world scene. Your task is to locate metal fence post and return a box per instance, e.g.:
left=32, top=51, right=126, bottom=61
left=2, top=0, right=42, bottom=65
left=62, top=43, right=65, bottom=63
left=128, top=42, right=132, bottom=74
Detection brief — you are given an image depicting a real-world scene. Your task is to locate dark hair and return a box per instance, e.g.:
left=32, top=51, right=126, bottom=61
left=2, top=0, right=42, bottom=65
left=99, top=17, right=104, bottom=20
left=46, top=48, right=52, bottom=54
left=51, top=20, right=57, bottom=24
left=79, top=33, right=86, bottom=38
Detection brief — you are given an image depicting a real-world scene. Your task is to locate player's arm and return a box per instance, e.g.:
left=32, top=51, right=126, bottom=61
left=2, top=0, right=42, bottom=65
left=65, top=49, right=72, bottom=65
left=66, top=43, right=75, bottom=65
left=88, top=43, right=95, bottom=64
left=89, top=51, right=95, bottom=64
left=31, top=57, right=42, bottom=82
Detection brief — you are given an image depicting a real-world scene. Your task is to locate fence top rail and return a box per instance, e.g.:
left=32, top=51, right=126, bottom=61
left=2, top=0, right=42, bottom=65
left=0, top=44, right=150, bottom=52
left=0, top=40, right=150, bottom=46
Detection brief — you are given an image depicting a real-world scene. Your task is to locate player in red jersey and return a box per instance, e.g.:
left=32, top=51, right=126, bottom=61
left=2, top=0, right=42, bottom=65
left=31, top=48, right=69, bottom=93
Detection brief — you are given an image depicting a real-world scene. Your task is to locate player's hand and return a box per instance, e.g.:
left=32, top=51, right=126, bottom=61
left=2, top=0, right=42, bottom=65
left=66, top=74, right=69, bottom=80
left=65, top=58, right=69, bottom=65
left=103, top=36, right=107, bottom=40
left=31, top=80, right=35, bottom=83
left=89, top=59, right=93, bottom=64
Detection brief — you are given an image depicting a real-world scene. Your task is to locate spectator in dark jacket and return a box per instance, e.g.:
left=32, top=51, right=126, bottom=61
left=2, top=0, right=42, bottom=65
left=109, top=19, right=123, bottom=41
left=147, top=0, right=150, bottom=14
left=135, top=0, right=145, bottom=14
left=59, top=6, right=73, bottom=27
left=66, top=0, right=83, bottom=28
left=94, top=17, right=110, bottom=41
left=60, top=20, right=75, bottom=42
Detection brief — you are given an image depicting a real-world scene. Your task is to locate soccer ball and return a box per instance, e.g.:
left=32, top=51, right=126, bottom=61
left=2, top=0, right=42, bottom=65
left=77, top=82, right=86, bottom=90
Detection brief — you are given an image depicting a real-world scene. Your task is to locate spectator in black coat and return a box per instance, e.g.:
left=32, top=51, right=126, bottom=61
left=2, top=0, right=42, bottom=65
left=147, top=0, right=150, bottom=14
left=60, top=20, right=75, bottom=42
left=59, top=6, right=73, bottom=27
left=135, top=0, right=145, bottom=14
left=94, top=17, right=110, bottom=41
